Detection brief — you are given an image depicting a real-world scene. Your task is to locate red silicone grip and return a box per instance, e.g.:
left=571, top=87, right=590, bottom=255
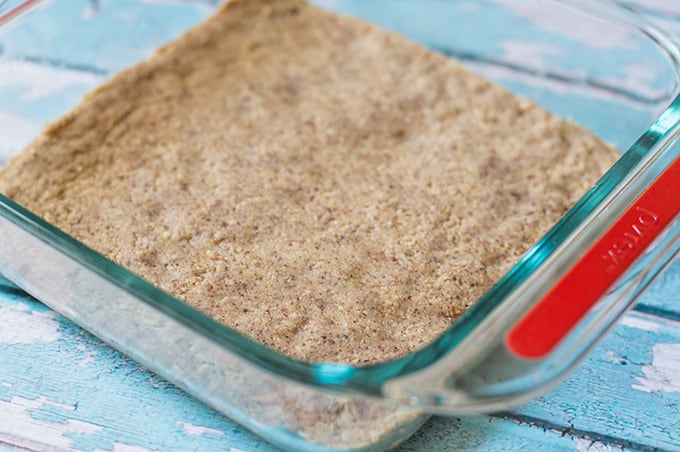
left=506, top=153, right=680, bottom=359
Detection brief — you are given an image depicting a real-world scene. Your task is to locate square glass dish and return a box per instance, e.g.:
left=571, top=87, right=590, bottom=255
left=1, top=0, right=679, bottom=450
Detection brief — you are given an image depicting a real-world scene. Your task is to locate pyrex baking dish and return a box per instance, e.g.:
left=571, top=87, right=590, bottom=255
left=1, top=0, right=679, bottom=450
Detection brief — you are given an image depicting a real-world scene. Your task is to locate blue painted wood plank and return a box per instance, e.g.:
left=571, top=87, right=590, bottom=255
left=401, top=415, right=635, bottom=452
left=633, top=259, right=680, bottom=318
left=0, top=287, right=674, bottom=451
left=0, top=291, right=269, bottom=451
left=1, top=0, right=679, bottom=450
left=512, top=310, right=680, bottom=450
left=1, top=0, right=212, bottom=72
left=400, top=416, right=622, bottom=451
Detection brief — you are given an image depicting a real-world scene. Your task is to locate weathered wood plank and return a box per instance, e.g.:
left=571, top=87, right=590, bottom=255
left=1, top=0, right=678, bottom=450
left=401, top=415, right=633, bottom=452
left=634, top=259, right=680, bottom=318
left=0, top=288, right=675, bottom=451
left=0, top=292, right=266, bottom=452
left=512, top=310, right=680, bottom=450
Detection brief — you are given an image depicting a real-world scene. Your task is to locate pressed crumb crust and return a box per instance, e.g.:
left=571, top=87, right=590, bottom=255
left=0, top=0, right=618, bottom=363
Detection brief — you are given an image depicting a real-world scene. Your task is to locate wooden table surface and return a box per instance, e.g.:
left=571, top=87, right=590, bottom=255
left=0, top=1, right=679, bottom=450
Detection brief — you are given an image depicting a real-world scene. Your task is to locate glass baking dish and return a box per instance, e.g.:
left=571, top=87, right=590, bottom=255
left=1, top=0, right=679, bottom=450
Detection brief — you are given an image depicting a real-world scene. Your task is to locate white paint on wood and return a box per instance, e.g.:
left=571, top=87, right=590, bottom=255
left=77, top=355, right=96, bottom=366
left=492, top=0, right=637, bottom=49
left=74, top=343, right=98, bottom=366
left=177, top=420, right=224, bottom=436
left=574, top=437, right=615, bottom=451
left=0, top=111, right=41, bottom=163
left=0, top=431, right=74, bottom=452
left=632, top=343, right=680, bottom=393
left=0, top=60, right=101, bottom=101
left=619, top=315, right=661, bottom=333
left=499, top=41, right=557, bottom=71
left=0, top=397, right=101, bottom=450
left=14, top=395, right=74, bottom=412
left=93, top=443, right=153, bottom=452
left=604, top=350, right=631, bottom=365
left=0, top=301, right=61, bottom=344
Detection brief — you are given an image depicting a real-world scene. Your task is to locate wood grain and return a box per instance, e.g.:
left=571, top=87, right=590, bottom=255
left=0, top=0, right=679, bottom=450
left=1, top=285, right=678, bottom=451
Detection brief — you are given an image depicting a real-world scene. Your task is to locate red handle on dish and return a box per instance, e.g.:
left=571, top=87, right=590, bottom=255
left=506, top=154, right=680, bottom=359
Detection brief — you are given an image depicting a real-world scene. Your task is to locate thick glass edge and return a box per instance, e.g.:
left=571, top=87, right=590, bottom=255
left=1, top=0, right=679, bottom=393
left=382, top=147, right=680, bottom=411
left=0, top=194, right=337, bottom=386
left=0, top=210, right=429, bottom=450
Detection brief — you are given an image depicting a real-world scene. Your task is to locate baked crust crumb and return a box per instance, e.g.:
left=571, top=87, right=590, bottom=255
left=0, top=0, right=618, bottom=363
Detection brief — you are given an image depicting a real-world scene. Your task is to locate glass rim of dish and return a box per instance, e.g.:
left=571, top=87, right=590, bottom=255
left=1, top=0, right=680, bottom=396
